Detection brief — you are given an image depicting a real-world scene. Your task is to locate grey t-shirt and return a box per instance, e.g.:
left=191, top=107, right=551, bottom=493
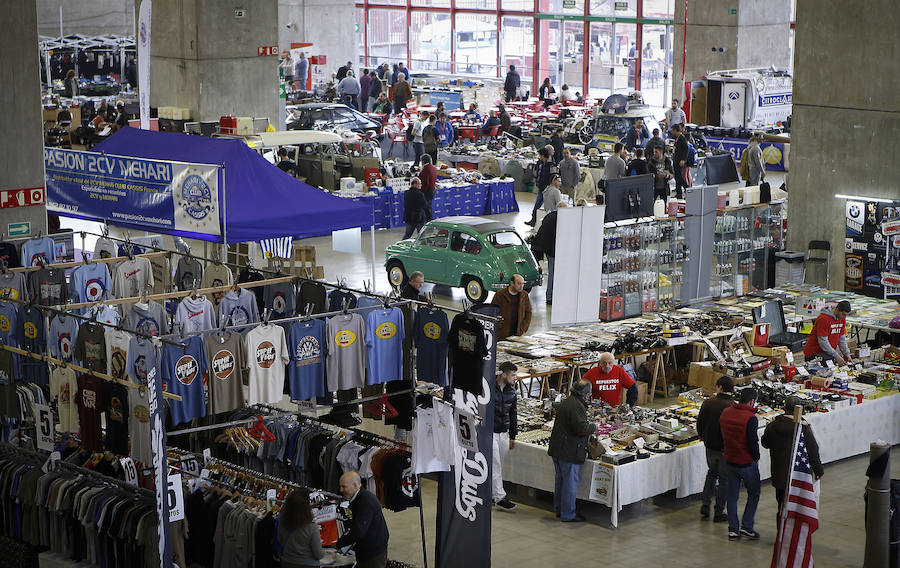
left=0, top=272, right=27, bottom=303
left=27, top=267, right=67, bottom=305
left=204, top=332, right=246, bottom=414
left=125, top=301, right=169, bottom=337
left=175, top=256, right=203, bottom=291
left=114, top=257, right=154, bottom=298
left=129, top=385, right=152, bottom=464
left=543, top=186, right=563, bottom=211
left=326, top=313, right=366, bottom=391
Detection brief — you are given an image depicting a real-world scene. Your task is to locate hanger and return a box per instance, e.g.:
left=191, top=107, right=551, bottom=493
left=301, top=303, right=313, bottom=322
left=262, top=308, right=271, bottom=325
left=178, top=323, right=185, bottom=339
left=0, top=259, right=7, bottom=274
left=247, top=416, right=276, bottom=442
left=341, top=297, right=350, bottom=314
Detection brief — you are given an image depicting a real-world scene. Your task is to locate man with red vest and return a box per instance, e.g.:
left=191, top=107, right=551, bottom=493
left=803, top=300, right=853, bottom=365
left=719, top=388, right=761, bottom=541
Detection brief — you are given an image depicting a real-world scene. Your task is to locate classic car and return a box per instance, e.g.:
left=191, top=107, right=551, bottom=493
left=385, top=216, right=542, bottom=303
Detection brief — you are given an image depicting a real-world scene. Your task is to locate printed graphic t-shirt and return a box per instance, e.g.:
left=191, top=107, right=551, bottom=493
left=161, top=336, right=208, bottom=425
left=204, top=332, right=246, bottom=413
left=103, top=382, right=130, bottom=455
left=448, top=313, right=487, bottom=396
left=129, top=385, right=153, bottom=464
left=326, top=314, right=366, bottom=391
left=287, top=319, right=327, bottom=401
left=245, top=324, right=290, bottom=405
left=105, top=328, right=132, bottom=379
left=50, top=365, right=79, bottom=433
left=49, top=314, right=78, bottom=362
left=414, top=307, right=449, bottom=386
left=584, top=364, right=635, bottom=407
left=74, top=322, right=107, bottom=372
left=76, top=374, right=104, bottom=452
left=365, top=308, right=405, bottom=384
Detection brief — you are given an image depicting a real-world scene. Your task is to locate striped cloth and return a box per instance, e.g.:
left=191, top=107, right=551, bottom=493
left=258, top=237, right=293, bottom=260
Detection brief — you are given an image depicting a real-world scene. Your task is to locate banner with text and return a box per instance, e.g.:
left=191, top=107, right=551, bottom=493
left=44, top=148, right=221, bottom=237
left=434, top=303, right=498, bottom=568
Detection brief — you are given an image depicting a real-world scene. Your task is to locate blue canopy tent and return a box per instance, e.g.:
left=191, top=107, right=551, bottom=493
left=90, top=128, right=372, bottom=243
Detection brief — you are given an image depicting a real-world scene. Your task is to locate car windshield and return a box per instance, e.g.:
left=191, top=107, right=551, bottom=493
left=487, top=231, right=523, bottom=248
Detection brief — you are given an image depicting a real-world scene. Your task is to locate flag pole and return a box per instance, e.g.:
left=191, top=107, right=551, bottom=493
left=773, top=405, right=803, bottom=567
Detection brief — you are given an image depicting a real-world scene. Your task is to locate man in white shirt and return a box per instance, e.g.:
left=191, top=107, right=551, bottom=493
left=665, top=98, right=687, bottom=137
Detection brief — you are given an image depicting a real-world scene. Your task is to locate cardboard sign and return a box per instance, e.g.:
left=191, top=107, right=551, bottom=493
left=454, top=408, right=478, bottom=452
left=34, top=403, right=55, bottom=451
left=121, top=457, right=139, bottom=486
left=167, top=474, right=185, bottom=522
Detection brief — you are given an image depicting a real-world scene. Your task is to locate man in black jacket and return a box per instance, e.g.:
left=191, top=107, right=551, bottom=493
left=493, top=361, right=519, bottom=510
left=532, top=204, right=563, bottom=304
left=336, top=471, right=390, bottom=567
left=648, top=145, right=674, bottom=201
left=402, top=178, right=428, bottom=239
left=696, top=375, right=734, bottom=522
left=550, top=127, right=565, bottom=165
left=761, top=396, right=824, bottom=527
left=672, top=123, right=690, bottom=198
left=400, top=271, right=424, bottom=301
left=504, top=65, right=521, bottom=102
left=526, top=147, right=555, bottom=226
left=548, top=379, right=595, bottom=522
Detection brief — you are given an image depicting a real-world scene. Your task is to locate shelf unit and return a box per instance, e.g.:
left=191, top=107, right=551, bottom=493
left=600, top=216, right=687, bottom=320
left=711, top=202, right=784, bottom=298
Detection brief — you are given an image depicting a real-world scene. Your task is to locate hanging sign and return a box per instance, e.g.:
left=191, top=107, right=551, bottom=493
left=121, top=457, right=139, bottom=486
left=435, top=304, right=498, bottom=568
left=34, top=403, right=55, bottom=451
left=454, top=408, right=478, bottom=453
left=147, top=364, right=173, bottom=568
left=44, top=148, right=221, bottom=238
left=167, top=473, right=185, bottom=521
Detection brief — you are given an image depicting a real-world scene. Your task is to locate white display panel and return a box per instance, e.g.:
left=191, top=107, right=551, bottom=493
left=550, top=206, right=605, bottom=326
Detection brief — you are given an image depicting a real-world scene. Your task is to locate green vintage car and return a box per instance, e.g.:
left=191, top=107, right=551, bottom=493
left=385, top=216, right=543, bottom=303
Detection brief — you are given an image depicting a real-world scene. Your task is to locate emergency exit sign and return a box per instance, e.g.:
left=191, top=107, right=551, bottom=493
left=729, top=8, right=737, bottom=14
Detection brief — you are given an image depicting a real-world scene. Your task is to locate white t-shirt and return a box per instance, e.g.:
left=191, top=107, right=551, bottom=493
left=49, top=365, right=79, bottom=433
left=105, top=328, right=132, bottom=379
left=113, top=257, right=154, bottom=299
left=245, top=324, right=290, bottom=404
left=413, top=407, right=451, bottom=474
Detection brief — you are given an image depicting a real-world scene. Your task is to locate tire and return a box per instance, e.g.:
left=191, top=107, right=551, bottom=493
left=387, top=260, right=407, bottom=289
left=463, top=276, right=488, bottom=304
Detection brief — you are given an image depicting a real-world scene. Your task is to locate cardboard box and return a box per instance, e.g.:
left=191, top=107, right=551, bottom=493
left=634, top=382, right=648, bottom=406
left=688, top=362, right=723, bottom=391
left=743, top=331, right=794, bottom=363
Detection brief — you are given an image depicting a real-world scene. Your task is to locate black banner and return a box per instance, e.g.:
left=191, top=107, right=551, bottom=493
left=434, top=304, right=498, bottom=568
left=148, top=364, right=173, bottom=568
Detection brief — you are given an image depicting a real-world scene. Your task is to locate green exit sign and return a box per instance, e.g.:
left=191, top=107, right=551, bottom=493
left=615, top=1, right=628, bottom=10
left=729, top=8, right=736, bottom=14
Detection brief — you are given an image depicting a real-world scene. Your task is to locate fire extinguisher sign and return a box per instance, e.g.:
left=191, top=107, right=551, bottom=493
left=258, top=45, right=278, bottom=56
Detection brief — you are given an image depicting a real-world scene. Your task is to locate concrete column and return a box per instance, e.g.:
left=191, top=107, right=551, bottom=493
left=786, top=0, right=900, bottom=289
left=279, top=0, right=357, bottom=73
left=0, top=1, right=48, bottom=238
left=673, top=0, right=790, bottom=104
left=150, top=0, right=281, bottom=126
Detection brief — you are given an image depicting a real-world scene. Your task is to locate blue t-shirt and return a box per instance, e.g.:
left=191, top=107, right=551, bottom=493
left=414, top=306, right=449, bottom=385
left=21, top=237, right=56, bottom=267
left=161, top=336, right=208, bottom=425
left=127, top=336, right=159, bottom=384
left=287, top=319, right=327, bottom=401
left=49, top=314, right=78, bottom=362
left=0, top=302, right=19, bottom=347
left=356, top=296, right=383, bottom=321
left=17, top=305, right=47, bottom=385
left=364, top=308, right=405, bottom=384
left=70, top=263, right=112, bottom=305
left=264, top=282, right=297, bottom=320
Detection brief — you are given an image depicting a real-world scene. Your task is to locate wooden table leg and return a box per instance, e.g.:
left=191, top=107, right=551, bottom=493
left=649, top=352, right=664, bottom=403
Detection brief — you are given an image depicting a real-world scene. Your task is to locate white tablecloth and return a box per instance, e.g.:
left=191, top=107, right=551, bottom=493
left=504, top=393, right=900, bottom=526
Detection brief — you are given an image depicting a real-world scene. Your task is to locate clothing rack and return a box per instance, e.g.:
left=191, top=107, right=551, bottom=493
left=64, top=274, right=296, bottom=311
left=7, top=250, right=169, bottom=274
left=160, top=298, right=415, bottom=339
left=0, top=292, right=185, bottom=350
left=75, top=229, right=501, bottom=323
left=0, top=342, right=183, bottom=401
left=0, top=441, right=155, bottom=499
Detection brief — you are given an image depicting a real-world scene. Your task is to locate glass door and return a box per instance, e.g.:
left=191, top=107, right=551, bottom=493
left=614, top=22, right=637, bottom=94
left=640, top=24, right=671, bottom=107
left=561, top=21, right=585, bottom=96
left=588, top=22, right=614, bottom=99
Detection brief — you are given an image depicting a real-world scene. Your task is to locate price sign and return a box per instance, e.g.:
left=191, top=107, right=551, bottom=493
left=826, top=360, right=835, bottom=369
left=454, top=408, right=478, bottom=452
left=121, top=457, right=139, bottom=486
left=797, top=366, right=809, bottom=376
left=34, top=403, right=55, bottom=451
left=266, top=488, right=277, bottom=511
left=785, top=351, right=795, bottom=364
left=183, top=457, right=202, bottom=476
left=202, top=448, right=212, bottom=466
left=859, top=347, right=871, bottom=358
left=167, top=474, right=185, bottom=522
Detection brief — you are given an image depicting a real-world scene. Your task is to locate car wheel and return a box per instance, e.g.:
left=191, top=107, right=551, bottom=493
left=463, top=277, right=488, bottom=304
left=579, top=126, right=593, bottom=145
left=387, top=261, right=407, bottom=289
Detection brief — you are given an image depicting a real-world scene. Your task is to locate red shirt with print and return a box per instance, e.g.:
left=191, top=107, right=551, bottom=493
left=803, top=311, right=846, bottom=358
left=584, top=364, right=635, bottom=406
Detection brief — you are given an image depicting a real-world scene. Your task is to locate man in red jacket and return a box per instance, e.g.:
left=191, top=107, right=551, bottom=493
left=418, top=155, right=437, bottom=221
left=719, top=388, right=761, bottom=541
left=803, top=300, right=853, bottom=365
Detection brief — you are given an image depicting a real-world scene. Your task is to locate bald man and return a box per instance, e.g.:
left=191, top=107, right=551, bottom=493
left=335, top=472, right=390, bottom=567
left=493, top=274, right=532, bottom=340
left=583, top=352, right=638, bottom=407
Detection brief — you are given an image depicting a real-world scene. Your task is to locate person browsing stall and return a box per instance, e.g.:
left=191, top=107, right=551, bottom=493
left=435, top=113, right=454, bottom=147
left=623, top=117, right=650, bottom=151
left=418, top=154, right=437, bottom=220
left=803, top=300, right=853, bottom=365
left=720, top=388, right=762, bottom=541
left=276, top=148, right=298, bottom=176
left=696, top=375, right=734, bottom=523
left=481, top=111, right=501, bottom=134
left=464, top=103, right=481, bottom=123
left=494, top=274, right=532, bottom=340
left=402, top=177, right=428, bottom=239
left=335, top=472, right=390, bottom=568
left=583, top=352, right=638, bottom=407
left=400, top=271, right=425, bottom=301
left=548, top=379, right=595, bottom=522
left=278, top=490, right=326, bottom=568
left=493, top=361, right=519, bottom=510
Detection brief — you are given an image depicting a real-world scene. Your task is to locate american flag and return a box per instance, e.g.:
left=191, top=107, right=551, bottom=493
left=772, top=431, right=819, bottom=568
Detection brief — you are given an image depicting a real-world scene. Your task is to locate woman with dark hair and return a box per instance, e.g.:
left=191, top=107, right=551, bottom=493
left=278, top=490, right=325, bottom=568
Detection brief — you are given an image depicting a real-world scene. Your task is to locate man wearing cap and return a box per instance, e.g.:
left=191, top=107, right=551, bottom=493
left=803, top=300, right=853, bottom=365
left=548, top=379, right=595, bottom=522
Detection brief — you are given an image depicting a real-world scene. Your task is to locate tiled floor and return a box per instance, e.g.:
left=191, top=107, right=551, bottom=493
left=382, top=449, right=898, bottom=567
